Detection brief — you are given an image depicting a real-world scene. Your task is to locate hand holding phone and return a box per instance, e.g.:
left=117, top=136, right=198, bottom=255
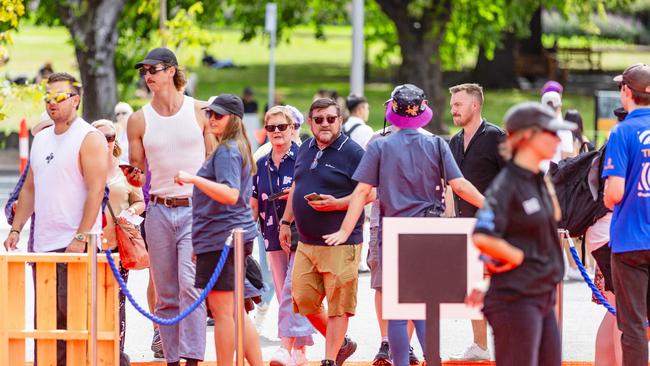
left=304, top=192, right=323, bottom=202
left=268, top=189, right=290, bottom=201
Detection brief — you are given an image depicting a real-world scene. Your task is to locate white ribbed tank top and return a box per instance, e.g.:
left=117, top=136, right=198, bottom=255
left=143, top=95, right=205, bottom=198
left=30, top=118, right=102, bottom=252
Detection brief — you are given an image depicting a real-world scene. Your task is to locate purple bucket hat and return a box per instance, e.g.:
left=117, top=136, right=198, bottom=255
left=384, top=84, right=433, bottom=129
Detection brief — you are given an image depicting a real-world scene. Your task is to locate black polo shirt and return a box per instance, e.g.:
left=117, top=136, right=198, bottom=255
left=449, top=120, right=506, bottom=217
left=473, top=162, right=564, bottom=309
left=292, top=134, right=365, bottom=245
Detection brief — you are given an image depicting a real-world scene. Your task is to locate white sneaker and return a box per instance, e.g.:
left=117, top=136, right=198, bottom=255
left=292, top=347, right=308, bottom=366
left=449, top=343, right=490, bottom=360
left=270, top=347, right=292, bottom=366
left=254, top=302, right=269, bottom=333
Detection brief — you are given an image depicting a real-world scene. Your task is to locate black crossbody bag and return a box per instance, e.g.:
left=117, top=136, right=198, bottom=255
left=266, top=155, right=299, bottom=251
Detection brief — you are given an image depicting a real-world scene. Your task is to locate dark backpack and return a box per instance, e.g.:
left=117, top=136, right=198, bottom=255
left=548, top=144, right=610, bottom=237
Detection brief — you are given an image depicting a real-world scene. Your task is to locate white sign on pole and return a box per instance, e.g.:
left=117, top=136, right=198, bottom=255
left=265, top=3, right=277, bottom=33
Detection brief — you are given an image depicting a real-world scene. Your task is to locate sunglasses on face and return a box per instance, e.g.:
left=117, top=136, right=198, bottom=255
left=105, top=134, right=116, bottom=143
left=312, top=115, right=338, bottom=125
left=204, top=110, right=225, bottom=120
left=115, top=111, right=128, bottom=117
left=44, top=92, right=77, bottom=104
left=139, top=65, right=170, bottom=76
left=264, top=123, right=291, bottom=132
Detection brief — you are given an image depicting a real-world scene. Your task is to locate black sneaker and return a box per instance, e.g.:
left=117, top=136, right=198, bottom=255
left=321, top=359, right=337, bottom=366
left=408, top=346, right=420, bottom=365
left=372, top=341, right=392, bottom=366
left=335, top=336, right=357, bottom=366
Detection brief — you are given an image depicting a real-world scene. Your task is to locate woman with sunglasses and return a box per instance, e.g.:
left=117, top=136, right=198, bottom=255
left=469, top=102, right=576, bottom=365
left=91, top=119, right=145, bottom=364
left=174, top=94, right=262, bottom=366
left=251, top=106, right=315, bottom=366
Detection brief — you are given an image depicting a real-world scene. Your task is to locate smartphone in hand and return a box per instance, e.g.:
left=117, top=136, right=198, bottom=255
left=268, top=189, right=290, bottom=201
left=304, top=192, right=324, bottom=201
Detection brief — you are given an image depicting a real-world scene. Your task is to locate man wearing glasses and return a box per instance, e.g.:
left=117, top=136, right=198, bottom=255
left=126, top=47, right=212, bottom=366
left=279, top=98, right=373, bottom=366
left=4, top=72, right=108, bottom=365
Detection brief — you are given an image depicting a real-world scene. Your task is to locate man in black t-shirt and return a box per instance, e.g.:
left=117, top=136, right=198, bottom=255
left=448, top=83, right=505, bottom=361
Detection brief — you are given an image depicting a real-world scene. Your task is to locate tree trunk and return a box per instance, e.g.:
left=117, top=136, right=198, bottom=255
left=472, top=33, right=518, bottom=88
left=56, top=1, right=125, bottom=123
left=519, top=7, right=543, bottom=55
left=375, top=0, right=451, bottom=135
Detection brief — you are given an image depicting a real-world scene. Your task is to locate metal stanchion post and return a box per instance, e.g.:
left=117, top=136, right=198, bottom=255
left=556, top=229, right=566, bottom=343
left=233, top=229, right=245, bottom=366
left=88, top=232, right=100, bottom=366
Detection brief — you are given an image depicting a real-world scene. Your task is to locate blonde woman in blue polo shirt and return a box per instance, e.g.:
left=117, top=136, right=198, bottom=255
left=325, top=84, right=484, bottom=366
left=174, top=94, right=262, bottom=366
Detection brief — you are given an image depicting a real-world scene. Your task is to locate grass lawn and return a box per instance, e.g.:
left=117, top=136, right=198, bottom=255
left=0, top=25, right=641, bottom=139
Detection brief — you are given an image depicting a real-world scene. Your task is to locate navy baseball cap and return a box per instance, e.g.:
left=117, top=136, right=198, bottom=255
left=505, top=102, right=577, bottom=134
left=134, top=48, right=178, bottom=69
left=203, top=94, right=244, bottom=119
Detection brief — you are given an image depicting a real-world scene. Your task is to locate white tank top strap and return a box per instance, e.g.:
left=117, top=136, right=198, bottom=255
left=142, top=95, right=206, bottom=198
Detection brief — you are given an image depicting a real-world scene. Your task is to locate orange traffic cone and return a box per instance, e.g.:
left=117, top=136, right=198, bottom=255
left=19, top=118, right=28, bottom=173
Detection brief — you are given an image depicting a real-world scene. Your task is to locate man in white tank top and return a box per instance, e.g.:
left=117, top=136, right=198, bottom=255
left=4, top=72, right=108, bottom=365
left=127, top=48, right=212, bottom=366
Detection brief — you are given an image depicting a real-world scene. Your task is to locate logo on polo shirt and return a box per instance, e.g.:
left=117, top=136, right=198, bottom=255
left=522, top=197, right=541, bottom=215
left=639, top=130, right=650, bottom=145
left=325, top=163, right=336, bottom=169
left=638, top=162, right=650, bottom=197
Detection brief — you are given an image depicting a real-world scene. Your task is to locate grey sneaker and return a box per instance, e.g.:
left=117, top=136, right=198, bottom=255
left=151, top=329, right=164, bottom=359
left=372, top=341, right=392, bottom=366
left=408, top=346, right=420, bottom=365
left=335, top=336, right=357, bottom=366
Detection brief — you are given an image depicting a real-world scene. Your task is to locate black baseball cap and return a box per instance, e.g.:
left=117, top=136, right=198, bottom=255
left=134, top=48, right=178, bottom=69
left=504, top=101, right=577, bottom=134
left=203, top=94, right=244, bottom=118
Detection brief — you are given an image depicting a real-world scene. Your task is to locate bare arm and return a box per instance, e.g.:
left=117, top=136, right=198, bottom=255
left=278, top=183, right=296, bottom=249
left=127, top=110, right=147, bottom=186
left=127, top=189, right=146, bottom=216
left=604, top=176, right=625, bottom=210
left=70, top=131, right=108, bottom=252
left=175, top=170, right=239, bottom=206
left=195, top=100, right=216, bottom=157
left=323, top=182, right=374, bottom=245
left=4, top=168, right=35, bottom=251
left=250, top=197, right=259, bottom=221
left=449, top=177, right=484, bottom=209
left=472, top=233, right=524, bottom=273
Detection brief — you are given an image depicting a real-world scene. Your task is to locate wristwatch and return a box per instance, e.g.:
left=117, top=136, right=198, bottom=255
left=280, top=219, right=292, bottom=226
left=74, top=233, right=88, bottom=243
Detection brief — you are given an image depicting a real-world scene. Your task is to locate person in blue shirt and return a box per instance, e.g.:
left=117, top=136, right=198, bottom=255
left=324, top=84, right=484, bottom=366
left=251, top=106, right=315, bottom=366
left=174, top=94, right=262, bottom=366
left=603, top=63, right=650, bottom=366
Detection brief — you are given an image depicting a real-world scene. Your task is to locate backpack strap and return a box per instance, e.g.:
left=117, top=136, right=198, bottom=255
left=344, top=121, right=363, bottom=136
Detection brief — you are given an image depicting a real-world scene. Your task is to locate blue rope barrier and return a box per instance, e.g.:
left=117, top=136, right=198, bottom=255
left=105, top=236, right=232, bottom=326
left=568, top=245, right=617, bottom=316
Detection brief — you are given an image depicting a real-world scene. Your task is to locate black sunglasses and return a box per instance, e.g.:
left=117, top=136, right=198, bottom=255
left=204, top=110, right=225, bottom=120
left=312, top=115, right=338, bottom=125
left=264, top=123, right=291, bottom=132
left=105, top=134, right=116, bottom=143
left=310, top=150, right=324, bottom=170
left=139, top=65, right=170, bottom=76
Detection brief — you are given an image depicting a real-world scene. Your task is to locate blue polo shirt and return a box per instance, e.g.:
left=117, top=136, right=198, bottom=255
left=602, top=107, right=650, bottom=253
left=292, top=134, right=365, bottom=245
left=192, top=142, right=258, bottom=254
left=253, top=143, right=299, bottom=252
left=354, top=128, right=462, bottom=221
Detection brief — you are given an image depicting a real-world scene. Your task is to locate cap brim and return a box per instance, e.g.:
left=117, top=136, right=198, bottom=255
left=546, top=118, right=578, bottom=132
left=202, top=104, right=230, bottom=116
left=385, top=105, right=432, bottom=129
left=613, top=74, right=623, bottom=83
left=134, top=59, right=162, bottom=69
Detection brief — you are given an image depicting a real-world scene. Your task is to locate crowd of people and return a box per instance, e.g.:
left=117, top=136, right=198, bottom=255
left=2, top=46, right=650, bottom=366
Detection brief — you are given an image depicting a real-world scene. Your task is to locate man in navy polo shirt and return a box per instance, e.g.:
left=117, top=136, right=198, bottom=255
left=279, top=98, right=373, bottom=366
left=603, top=63, right=650, bottom=366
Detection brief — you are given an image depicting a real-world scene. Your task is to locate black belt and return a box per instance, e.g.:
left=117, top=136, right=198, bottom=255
left=151, top=195, right=191, bottom=207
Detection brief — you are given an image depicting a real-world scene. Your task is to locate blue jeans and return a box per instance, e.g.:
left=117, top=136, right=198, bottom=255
left=387, top=319, right=426, bottom=366
left=484, top=291, right=560, bottom=366
left=145, top=203, right=206, bottom=362
left=268, top=250, right=315, bottom=347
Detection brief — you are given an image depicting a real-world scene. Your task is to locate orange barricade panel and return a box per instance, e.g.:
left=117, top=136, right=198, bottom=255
left=8, top=262, right=26, bottom=365
left=67, top=262, right=88, bottom=365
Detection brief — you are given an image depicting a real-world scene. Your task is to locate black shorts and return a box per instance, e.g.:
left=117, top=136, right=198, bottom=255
left=195, top=241, right=254, bottom=292
left=592, top=244, right=614, bottom=293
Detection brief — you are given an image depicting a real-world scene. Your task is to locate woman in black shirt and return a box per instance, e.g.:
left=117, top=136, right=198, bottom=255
left=471, top=102, right=576, bottom=366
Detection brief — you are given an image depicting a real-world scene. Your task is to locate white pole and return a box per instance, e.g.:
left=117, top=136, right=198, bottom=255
left=160, top=0, right=167, bottom=47
left=350, top=0, right=365, bottom=95
left=266, top=3, right=278, bottom=111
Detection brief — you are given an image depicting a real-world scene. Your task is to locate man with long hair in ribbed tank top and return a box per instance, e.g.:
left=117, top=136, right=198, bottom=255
left=126, top=48, right=215, bottom=366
